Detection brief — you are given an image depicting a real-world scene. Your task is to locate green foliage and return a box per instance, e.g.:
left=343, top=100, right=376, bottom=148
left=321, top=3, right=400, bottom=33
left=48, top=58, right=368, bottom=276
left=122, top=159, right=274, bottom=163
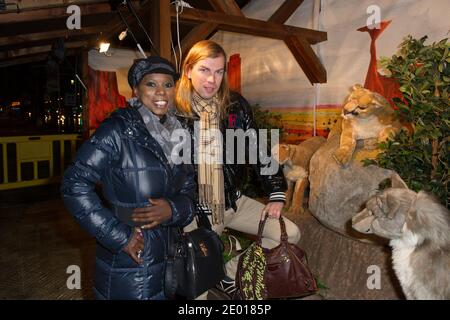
left=369, top=35, right=449, bottom=208
left=220, top=230, right=253, bottom=263
left=241, top=104, right=284, bottom=198
left=315, top=276, right=329, bottom=290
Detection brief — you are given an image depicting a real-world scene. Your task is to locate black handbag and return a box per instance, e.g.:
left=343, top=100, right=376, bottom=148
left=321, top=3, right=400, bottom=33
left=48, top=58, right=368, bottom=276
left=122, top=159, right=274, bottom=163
left=164, top=211, right=225, bottom=299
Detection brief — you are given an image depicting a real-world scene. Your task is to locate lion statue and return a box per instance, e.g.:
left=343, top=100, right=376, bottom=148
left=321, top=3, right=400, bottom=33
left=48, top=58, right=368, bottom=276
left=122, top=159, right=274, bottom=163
left=332, top=84, right=402, bottom=167
left=272, top=136, right=326, bottom=215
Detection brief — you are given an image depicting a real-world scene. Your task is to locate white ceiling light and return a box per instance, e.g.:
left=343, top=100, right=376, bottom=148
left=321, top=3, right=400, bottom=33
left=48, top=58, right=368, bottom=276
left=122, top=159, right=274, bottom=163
left=99, top=42, right=110, bottom=53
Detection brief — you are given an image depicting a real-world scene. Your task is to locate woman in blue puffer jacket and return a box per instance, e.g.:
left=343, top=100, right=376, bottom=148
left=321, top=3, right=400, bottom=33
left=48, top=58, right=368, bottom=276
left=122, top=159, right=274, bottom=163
left=61, top=56, right=195, bottom=300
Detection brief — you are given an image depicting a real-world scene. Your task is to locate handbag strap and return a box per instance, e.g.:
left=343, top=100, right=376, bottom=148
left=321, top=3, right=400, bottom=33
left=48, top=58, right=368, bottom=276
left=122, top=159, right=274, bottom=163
left=196, top=206, right=213, bottom=230
left=256, top=213, right=289, bottom=245
left=184, top=233, right=197, bottom=299
left=166, top=226, right=182, bottom=256
left=165, top=226, right=182, bottom=299
left=256, top=215, right=267, bottom=245
left=278, top=215, right=289, bottom=243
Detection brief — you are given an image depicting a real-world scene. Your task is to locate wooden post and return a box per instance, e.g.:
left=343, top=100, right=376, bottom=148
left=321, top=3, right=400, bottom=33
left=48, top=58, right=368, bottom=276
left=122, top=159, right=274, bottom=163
left=149, top=1, right=160, bottom=55
left=150, top=0, right=171, bottom=59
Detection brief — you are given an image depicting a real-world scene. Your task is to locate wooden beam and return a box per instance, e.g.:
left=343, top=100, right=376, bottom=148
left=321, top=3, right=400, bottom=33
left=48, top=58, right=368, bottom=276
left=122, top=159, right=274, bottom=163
left=0, top=1, right=139, bottom=24
left=268, top=0, right=304, bottom=24
left=0, top=2, right=110, bottom=24
left=283, top=25, right=326, bottom=44
left=0, top=13, right=116, bottom=37
left=171, top=6, right=326, bottom=84
left=170, top=7, right=326, bottom=44
left=284, top=35, right=326, bottom=84
left=155, top=0, right=171, bottom=59
left=0, top=48, right=80, bottom=68
left=172, top=0, right=245, bottom=63
left=0, top=34, right=94, bottom=52
left=149, top=0, right=161, bottom=55
left=176, top=22, right=218, bottom=63
left=0, top=26, right=102, bottom=48
left=0, top=41, right=89, bottom=60
left=207, top=0, right=244, bottom=16
left=175, top=0, right=244, bottom=65
left=0, top=53, right=50, bottom=68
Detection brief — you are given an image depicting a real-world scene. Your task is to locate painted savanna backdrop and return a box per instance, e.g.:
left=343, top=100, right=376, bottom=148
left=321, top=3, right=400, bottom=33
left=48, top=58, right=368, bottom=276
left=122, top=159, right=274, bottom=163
left=211, top=0, right=449, bottom=143
left=267, top=105, right=340, bottom=143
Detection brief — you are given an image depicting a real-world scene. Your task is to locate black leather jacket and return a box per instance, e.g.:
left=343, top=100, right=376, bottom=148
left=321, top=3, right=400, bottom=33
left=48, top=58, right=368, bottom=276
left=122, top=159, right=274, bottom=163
left=177, top=92, right=286, bottom=212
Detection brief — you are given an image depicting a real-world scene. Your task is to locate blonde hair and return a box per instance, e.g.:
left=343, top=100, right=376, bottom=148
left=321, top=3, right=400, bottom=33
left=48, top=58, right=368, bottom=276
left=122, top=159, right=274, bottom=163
left=176, top=40, right=230, bottom=117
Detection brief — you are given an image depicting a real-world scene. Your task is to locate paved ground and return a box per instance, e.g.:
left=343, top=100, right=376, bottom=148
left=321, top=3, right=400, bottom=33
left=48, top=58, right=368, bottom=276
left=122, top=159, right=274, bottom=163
left=0, top=185, right=402, bottom=300
left=0, top=185, right=95, bottom=299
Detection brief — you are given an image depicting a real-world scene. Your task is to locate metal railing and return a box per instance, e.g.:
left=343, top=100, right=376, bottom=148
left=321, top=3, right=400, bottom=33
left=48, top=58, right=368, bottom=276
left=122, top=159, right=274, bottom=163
left=0, top=134, right=82, bottom=191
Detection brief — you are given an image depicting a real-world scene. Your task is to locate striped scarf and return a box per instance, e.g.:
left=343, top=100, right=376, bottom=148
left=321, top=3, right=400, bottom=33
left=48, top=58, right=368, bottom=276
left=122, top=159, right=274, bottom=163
left=191, top=93, right=225, bottom=225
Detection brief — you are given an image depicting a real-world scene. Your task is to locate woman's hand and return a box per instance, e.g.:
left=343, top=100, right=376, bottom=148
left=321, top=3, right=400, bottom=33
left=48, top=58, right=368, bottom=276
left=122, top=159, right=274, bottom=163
left=123, top=228, right=144, bottom=264
left=132, top=198, right=173, bottom=229
left=260, top=201, right=284, bottom=220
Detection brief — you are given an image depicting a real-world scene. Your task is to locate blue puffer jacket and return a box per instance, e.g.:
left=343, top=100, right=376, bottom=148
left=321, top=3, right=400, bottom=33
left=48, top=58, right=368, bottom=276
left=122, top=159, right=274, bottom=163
left=61, top=106, right=195, bottom=300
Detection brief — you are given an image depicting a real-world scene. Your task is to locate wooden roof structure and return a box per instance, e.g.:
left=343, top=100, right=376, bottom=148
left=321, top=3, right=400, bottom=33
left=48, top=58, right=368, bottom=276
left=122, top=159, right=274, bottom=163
left=0, top=0, right=327, bottom=84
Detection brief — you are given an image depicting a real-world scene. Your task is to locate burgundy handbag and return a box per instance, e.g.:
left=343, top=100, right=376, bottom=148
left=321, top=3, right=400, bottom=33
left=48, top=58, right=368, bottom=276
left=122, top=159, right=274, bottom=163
left=235, top=215, right=317, bottom=300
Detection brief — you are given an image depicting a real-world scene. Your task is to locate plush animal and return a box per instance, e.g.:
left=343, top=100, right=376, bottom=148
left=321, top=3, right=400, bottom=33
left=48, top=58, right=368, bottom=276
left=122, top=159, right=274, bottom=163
left=352, top=174, right=450, bottom=300
left=333, top=84, right=402, bottom=167
left=272, top=136, right=326, bottom=215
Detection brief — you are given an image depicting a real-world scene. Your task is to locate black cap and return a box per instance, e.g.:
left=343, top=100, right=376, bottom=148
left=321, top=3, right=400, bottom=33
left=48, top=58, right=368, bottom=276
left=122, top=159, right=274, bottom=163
left=128, top=56, right=179, bottom=88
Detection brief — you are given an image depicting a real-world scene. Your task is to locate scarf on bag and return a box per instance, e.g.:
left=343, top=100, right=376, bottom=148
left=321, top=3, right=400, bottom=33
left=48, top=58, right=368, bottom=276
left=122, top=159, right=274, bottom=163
left=130, top=97, right=182, bottom=167
left=191, top=93, right=225, bottom=225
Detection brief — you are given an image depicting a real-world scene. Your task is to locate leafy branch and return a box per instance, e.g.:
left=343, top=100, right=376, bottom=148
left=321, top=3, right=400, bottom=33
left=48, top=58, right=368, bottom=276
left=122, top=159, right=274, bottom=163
left=367, top=35, right=449, bottom=208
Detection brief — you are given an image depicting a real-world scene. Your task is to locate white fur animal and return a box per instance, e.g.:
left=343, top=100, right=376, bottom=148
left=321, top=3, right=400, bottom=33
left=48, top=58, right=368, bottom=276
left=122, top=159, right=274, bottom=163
left=352, top=175, right=450, bottom=300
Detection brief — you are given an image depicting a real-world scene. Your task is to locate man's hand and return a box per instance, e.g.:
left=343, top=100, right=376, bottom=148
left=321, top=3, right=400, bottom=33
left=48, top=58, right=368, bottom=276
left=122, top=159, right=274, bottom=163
left=261, top=201, right=284, bottom=220
left=132, top=198, right=173, bottom=229
left=122, top=228, right=144, bottom=264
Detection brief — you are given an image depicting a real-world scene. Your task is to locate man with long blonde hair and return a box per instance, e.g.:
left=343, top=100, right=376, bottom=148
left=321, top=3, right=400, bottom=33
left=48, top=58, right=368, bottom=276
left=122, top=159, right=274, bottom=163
left=178, top=40, right=301, bottom=298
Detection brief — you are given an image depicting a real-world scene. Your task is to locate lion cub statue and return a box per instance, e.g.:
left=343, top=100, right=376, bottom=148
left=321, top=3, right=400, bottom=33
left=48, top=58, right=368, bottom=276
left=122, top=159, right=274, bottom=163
left=333, top=84, right=402, bottom=167
left=272, top=136, right=326, bottom=215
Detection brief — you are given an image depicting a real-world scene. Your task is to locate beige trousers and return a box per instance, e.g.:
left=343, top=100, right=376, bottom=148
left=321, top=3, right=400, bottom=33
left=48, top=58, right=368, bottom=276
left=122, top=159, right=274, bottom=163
left=184, top=195, right=301, bottom=280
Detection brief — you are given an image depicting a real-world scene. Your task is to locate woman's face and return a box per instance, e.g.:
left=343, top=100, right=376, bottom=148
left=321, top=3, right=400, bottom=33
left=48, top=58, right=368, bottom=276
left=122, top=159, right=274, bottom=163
left=186, top=55, right=225, bottom=100
left=133, top=73, right=175, bottom=118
